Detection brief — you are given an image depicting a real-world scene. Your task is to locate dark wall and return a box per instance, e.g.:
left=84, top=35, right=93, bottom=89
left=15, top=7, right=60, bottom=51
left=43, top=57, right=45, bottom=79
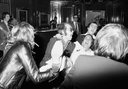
left=11, top=0, right=50, bottom=27
left=74, top=0, right=128, bottom=33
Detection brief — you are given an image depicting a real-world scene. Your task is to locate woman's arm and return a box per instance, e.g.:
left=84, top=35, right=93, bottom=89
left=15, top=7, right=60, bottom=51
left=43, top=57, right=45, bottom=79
left=18, top=44, right=54, bottom=82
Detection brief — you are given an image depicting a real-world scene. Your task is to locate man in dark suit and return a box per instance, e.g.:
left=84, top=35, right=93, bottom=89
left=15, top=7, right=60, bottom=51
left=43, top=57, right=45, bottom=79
left=71, top=15, right=81, bottom=42
left=0, top=12, right=10, bottom=57
left=60, top=23, right=128, bottom=89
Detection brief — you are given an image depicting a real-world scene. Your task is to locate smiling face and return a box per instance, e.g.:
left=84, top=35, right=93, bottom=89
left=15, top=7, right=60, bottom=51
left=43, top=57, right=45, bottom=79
left=88, top=23, right=98, bottom=35
left=82, top=34, right=93, bottom=50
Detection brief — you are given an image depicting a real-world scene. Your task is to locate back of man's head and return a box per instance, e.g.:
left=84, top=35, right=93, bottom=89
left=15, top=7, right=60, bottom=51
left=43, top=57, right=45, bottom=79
left=94, top=23, right=128, bottom=60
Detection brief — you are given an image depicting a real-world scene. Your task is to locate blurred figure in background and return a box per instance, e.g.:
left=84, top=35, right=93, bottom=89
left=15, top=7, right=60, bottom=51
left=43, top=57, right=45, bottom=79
left=71, top=15, right=81, bottom=42
left=60, top=23, right=128, bottom=89
left=0, top=22, right=57, bottom=89
left=0, top=12, right=11, bottom=58
left=50, top=16, right=57, bottom=29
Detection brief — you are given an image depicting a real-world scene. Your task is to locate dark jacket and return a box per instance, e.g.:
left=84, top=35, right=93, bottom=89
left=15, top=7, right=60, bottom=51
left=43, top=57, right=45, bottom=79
left=71, top=21, right=82, bottom=42
left=71, top=21, right=81, bottom=35
left=0, top=41, right=52, bottom=89
left=0, top=22, right=10, bottom=51
left=60, top=55, right=128, bottom=89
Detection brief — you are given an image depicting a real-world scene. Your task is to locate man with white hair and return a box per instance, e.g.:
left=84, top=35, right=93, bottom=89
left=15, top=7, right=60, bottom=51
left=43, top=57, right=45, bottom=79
left=60, top=23, right=128, bottom=89
left=40, top=22, right=73, bottom=73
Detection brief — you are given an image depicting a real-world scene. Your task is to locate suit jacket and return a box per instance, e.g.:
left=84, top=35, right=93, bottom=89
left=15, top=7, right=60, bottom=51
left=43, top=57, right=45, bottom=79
left=60, top=55, right=128, bottom=89
left=71, top=21, right=82, bottom=42
left=71, top=21, right=81, bottom=35
left=0, top=22, right=10, bottom=51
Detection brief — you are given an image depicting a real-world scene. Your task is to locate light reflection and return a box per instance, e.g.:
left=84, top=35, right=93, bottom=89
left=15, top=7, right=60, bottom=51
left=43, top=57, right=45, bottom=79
left=111, top=16, right=120, bottom=22
left=50, top=1, right=63, bottom=24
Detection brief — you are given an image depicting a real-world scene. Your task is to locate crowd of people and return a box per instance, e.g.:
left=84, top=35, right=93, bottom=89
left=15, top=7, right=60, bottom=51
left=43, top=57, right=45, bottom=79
left=0, top=12, right=19, bottom=58
left=0, top=12, right=128, bottom=89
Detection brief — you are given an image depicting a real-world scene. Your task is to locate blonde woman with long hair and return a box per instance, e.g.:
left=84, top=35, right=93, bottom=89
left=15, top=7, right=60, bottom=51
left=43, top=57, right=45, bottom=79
left=0, top=22, right=57, bottom=89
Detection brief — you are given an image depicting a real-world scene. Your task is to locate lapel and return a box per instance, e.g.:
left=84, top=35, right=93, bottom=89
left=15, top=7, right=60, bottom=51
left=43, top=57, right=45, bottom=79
left=1, top=22, right=9, bottom=32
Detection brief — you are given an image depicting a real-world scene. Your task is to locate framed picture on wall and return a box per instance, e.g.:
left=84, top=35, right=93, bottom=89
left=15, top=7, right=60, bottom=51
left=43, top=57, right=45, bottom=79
left=17, top=9, right=28, bottom=22
left=39, top=12, right=49, bottom=26
left=85, top=10, right=105, bottom=26
left=61, top=6, right=73, bottom=23
left=38, top=12, right=50, bottom=30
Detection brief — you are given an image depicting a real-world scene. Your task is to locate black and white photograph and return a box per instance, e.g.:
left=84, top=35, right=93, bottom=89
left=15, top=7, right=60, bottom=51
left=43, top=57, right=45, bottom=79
left=0, top=0, right=128, bottom=89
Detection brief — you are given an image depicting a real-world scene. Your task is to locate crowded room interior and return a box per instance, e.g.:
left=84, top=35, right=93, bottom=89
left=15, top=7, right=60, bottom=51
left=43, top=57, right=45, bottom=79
left=0, top=0, right=128, bottom=89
